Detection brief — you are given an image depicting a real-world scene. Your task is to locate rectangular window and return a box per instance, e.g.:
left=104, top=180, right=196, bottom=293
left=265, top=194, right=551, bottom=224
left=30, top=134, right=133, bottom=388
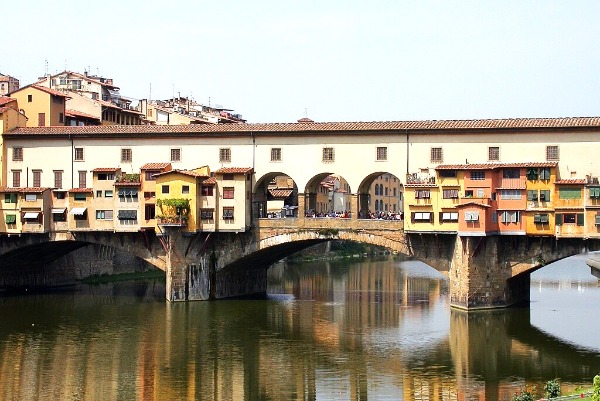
left=590, top=187, right=600, bottom=199
left=477, top=189, right=485, bottom=198
left=145, top=204, right=156, bottom=220
left=52, top=211, right=66, bottom=222
left=464, top=211, right=480, bottom=221
left=500, top=190, right=521, bottom=200
left=414, top=190, right=431, bottom=199
left=4, top=193, right=17, bottom=203
left=546, top=145, right=559, bottom=161
left=78, top=171, right=86, bottom=188
left=38, top=113, right=45, bottom=127
left=27, top=94, right=32, bottom=102
left=12, top=170, right=20, bottom=187
left=440, top=212, right=459, bottom=222
left=503, top=169, right=520, bottom=179
left=54, top=171, right=63, bottom=189
left=74, top=147, right=84, bottom=161
left=376, top=147, right=387, bottom=161
left=223, top=187, right=234, bottom=199
left=223, top=207, right=234, bottom=220
left=559, top=187, right=581, bottom=200
left=500, top=211, right=520, bottom=223
left=182, top=185, right=190, bottom=194
left=97, top=173, right=115, bottom=181
left=161, top=185, right=169, bottom=194
left=577, top=213, right=585, bottom=226
left=526, top=168, right=539, bottom=181
left=96, top=210, right=114, bottom=220
left=121, top=148, right=132, bottom=163
left=169, top=148, right=181, bottom=162
left=202, top=186, right=214, bottom=196
left=96, top=190, right=103, bottom=198
left=322, top=147, right=334, bottom=162
left=32, top=170, right=41, bottom=187
left=25, top=194, right=36, bottom=202
left=223, top=174, right=234, bottom=181
left=411, top=212, right=432, bottom=222
left=105, top=190, right=113, bottom=198
left=74, top=193, right=87, bottom=201
left=201, top=209, right=214, bottom=220
left=430, top=147, right=443, bottom=163
left=5, top=214, right=16, bottom=224
left=439, top=170, right=457, bottom=178
left=59, top=112, right=64, bottom=124
left=533, top=213, right=549, bottom=224
left=540, top=168, right=551, bottom=180
left=144, top=191, right=156, bottom=199
left=470, top=171, right=485, bottom=180
left=488, top=146, right=500, bottom=161
left=539, top=190, right=550, bottom=202
left=12, top=147, right=23, bottom=161
left=54, top=191, right=66, bottom=200
left=563, top=213, right=576, bottom=224
left=442, top=189, right=459, bottom=199
left=527, top=190, right=538, bottom=201
left=271, top=148, right=282, bottom=162
left=145, top=171, right=159, bottom=181
left=219, top=148, right=231, bottom=163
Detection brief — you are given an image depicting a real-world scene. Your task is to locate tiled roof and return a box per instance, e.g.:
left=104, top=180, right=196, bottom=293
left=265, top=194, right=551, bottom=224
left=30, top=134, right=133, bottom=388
left=555, top=179, right=586, bottom=185
left=436, top=162, right=558, bottom=170
left=115, top=180, right=141, bottom=186
left=404, top=183, right=438, bottom=188
left=0, top=107, right=8, bottom=114
left=92, top=167, right=120, bottom=172
left=0, top=96, right=15, bottom=106
left=0, top=187, right=50, bottom=193
left=66, top=109, right=100, bottom=120
left=69, top=188, right=93, bottom=193
left=154, top=169, right=207, bottom=178
left=141, top=162, right=171, bottom=170
left=6, top=117, right=600, bottom=137
left=215, top=167, right=253, bottom=174
left=30, top=85, right=71, bottom=98
left=202, top=177, right=216, bottom=185
left=455, top=201, right=492, bottom=208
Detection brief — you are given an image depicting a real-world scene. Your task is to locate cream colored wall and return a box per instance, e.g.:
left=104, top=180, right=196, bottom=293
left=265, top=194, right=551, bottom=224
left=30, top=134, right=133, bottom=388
left=66, top=93, right=102, bottom=119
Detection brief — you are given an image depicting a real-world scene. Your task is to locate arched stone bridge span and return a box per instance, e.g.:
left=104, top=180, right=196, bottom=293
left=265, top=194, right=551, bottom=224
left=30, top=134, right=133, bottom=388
left=0, top=221, right=598, bottom=309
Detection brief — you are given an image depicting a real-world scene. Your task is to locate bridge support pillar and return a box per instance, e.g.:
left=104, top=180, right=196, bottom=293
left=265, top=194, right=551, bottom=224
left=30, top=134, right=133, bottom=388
left=449, top=236, right=529, bottom=310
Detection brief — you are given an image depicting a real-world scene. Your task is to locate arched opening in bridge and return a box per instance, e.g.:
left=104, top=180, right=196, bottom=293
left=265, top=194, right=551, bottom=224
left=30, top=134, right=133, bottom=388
left=357, top=172, right=404, bottom=219
left=253, top=172, right=299, bottom=219
left=304, top=173, right=352, bottom=217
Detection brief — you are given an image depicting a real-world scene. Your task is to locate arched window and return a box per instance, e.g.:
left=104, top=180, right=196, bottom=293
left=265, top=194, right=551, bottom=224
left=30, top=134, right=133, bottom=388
left=375, top=185, right=379, bottom=196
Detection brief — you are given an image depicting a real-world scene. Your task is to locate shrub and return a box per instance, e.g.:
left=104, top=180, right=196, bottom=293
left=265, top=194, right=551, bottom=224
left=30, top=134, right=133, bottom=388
left=545, top=379, right=560, bottom=399
left=512, top=387, right=534, bottom=401
left=592, top=374, right=600, bottom=401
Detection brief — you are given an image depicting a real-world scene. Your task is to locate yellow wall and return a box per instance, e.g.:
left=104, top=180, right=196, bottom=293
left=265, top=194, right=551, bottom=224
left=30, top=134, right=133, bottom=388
left=155, top=173, right=199, bottom=233
left=11, top=87, right=64, bottom=127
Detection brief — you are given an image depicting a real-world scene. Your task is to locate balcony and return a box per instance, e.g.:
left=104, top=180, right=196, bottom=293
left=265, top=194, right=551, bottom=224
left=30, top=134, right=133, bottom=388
left=157, top=215, right=188, bottom=227
left=406, top=173, right=436, bottom=186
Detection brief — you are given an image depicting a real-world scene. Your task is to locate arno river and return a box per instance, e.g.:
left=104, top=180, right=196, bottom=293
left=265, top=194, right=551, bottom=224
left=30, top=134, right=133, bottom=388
left=1, top=255, right=599, bottom=401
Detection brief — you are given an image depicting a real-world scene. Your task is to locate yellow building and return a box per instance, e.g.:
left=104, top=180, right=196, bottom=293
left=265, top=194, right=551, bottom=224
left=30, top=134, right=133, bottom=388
left=524, top=163, right=557, bottom=236
left=585, top=177, right=600, bottom=238
left=554, top=179, right=586, bottom=238
left=140, top=162, right=172, bottom=229
left=435, top=167, right=464, bottom=233
left=68, top=188, right=94, bottom=231
left=403, top=170, right=438, bottom=233
left=114, top=173, right=141, bottom=232
left=155, top=167, right=211, bottom=233
left=92, top=168, right=120, bottom=231
left=9, top=85, right=68, bottom=127
left=0, top=187, right=23, bottom=234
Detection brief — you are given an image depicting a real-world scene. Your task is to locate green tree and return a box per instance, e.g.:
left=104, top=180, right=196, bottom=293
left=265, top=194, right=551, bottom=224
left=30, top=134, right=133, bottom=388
left=592, top=374, right=600, bottom=401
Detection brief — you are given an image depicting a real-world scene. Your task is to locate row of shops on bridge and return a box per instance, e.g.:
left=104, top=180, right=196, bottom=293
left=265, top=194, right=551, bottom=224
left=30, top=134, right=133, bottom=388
left=403, top=162, right=600, bottom=238
left=0, top=163, right=253, bottom=235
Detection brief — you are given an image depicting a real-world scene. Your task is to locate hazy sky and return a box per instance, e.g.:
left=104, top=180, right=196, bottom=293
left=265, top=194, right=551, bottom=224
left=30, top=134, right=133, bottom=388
left=3, top=1, right=600, bottom=123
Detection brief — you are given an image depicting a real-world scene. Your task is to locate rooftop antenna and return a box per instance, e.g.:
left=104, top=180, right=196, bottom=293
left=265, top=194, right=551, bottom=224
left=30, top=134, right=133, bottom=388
left=305, top=107, right=308, bottom=118
left=149, top=83, right=152, bottom=102
left=44, top=59, right=49, bottom=76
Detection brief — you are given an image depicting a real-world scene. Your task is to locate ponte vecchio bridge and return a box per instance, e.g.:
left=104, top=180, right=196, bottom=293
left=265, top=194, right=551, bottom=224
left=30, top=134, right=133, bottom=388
left=1, top=117, right=600, bottom=309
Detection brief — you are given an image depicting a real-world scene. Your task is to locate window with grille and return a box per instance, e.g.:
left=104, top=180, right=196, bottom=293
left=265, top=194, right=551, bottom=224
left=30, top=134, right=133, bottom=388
left=470, top=171, right=485, bottom=180
left=74, top=147, right=84, bottom=161
left=271, top=148, right=282, bottom=162
left=201, top=209, right=214, bottom=220
left=171, top=148, right=181, bottom=162
left=223, top=207, right=234, bottom=220
left=488, top=146, right=500, bottom=161
left=219, top=148, right=231, bottom=163
left=376, top=147, right=387, bottom=161
left=464, top=211, right=480, bottom=221
left=430, top=147, right=443, bottom=163
left=546, top=145, right=559, bottom=161
left=12, top=147, right=23, bottom=161
left=121, top=148, right=132, bottom=163
left=322, top=147, right=334, bottom=162
left=500, top=190, right=521, bottom=200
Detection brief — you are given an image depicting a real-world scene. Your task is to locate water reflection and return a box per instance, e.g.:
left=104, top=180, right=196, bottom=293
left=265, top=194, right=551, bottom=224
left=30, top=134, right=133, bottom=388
left=0, top=258, right=599, bottom=400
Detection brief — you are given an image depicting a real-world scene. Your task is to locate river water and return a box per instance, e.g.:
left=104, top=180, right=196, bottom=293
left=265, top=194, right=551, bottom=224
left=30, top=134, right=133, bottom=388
left=1, top=254, right=599, bottom=401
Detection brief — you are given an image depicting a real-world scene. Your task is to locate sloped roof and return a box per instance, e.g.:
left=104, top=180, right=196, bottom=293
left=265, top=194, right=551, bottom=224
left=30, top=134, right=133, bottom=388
left=436, top=162, right=558, bottom=170
left=215, top=167, right=253, bottom=174
left=141, top=162, right=172, bottom=170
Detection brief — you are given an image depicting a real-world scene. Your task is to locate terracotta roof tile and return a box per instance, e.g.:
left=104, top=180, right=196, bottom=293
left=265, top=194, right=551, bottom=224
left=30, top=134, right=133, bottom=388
left=0, top=187, right=22, bottom=193
left=92, top=167, right=120, bottom=172
left=7, top=117, right=600, bottom=137
left=0, top=187, right=50, bottom=193
left=202, top=177, right=216, bottom=185
left=154, top=169, right=207, bottom=178
left=0, top=96, right=15, bottom=106
left=30, top=85, right=71, bottom=98
left=69, top=188, right=93, bottom=193
left=66, top=109, right=100, bottom=120
left=215, top=167, right=253, bottom=174
left=141, top=162, right=171, bottom=170
left=554, top=179, right=586, bottom=185
left=269, top=189, right=294, bottom=198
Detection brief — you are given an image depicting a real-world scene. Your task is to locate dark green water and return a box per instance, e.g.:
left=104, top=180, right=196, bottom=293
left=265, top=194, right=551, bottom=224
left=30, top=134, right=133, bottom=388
left=0, top=255, right=599, bottom=401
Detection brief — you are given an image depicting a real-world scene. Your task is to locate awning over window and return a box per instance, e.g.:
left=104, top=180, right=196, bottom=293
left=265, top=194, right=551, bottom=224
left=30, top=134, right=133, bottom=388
left=69, top=207, right=87, bottom=215
left=117, top=210, right=137, bottom=220
left=5, top=214, right=16, bottom=224
left=23, top=212, right=40, bottom=219
left=51, top=208, right=66, bottom=214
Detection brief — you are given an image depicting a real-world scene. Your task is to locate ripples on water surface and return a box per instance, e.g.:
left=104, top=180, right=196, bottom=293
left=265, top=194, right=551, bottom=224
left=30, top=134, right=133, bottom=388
left=0, top=255, right=599, bottom=400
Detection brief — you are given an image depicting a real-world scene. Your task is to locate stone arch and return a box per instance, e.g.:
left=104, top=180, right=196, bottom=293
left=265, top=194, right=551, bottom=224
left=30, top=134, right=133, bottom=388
left=357, top=172, right=404, bottom=219
left=253, top=172, right=300, bottom=218
left=304, top=172, right=353, bottom=217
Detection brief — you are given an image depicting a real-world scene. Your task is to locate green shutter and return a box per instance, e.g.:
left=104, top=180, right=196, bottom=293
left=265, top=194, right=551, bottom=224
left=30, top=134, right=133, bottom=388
left=555, top=213, right=563, bottom=226
left=527, top=190, right=537, bottom=201
left=5, top=214, right=16, bottom=224
left=577, top=213, right=585, bottom=226
left=559, top=187, right=582, bottom=199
